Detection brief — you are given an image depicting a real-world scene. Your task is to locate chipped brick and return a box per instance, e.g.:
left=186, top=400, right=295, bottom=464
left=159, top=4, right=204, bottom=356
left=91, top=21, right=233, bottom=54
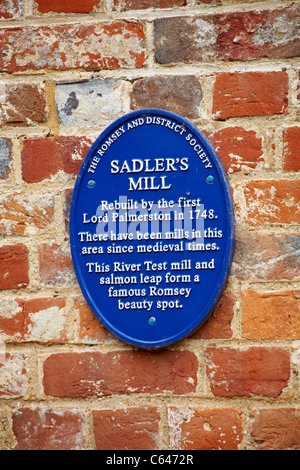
left=0, top=22, right=146, bottom=72
left=56, top=79, right=125, bottom=127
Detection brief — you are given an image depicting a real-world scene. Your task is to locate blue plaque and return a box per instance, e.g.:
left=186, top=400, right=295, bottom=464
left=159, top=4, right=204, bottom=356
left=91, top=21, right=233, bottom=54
left=70, top=109, right=235, bottom=348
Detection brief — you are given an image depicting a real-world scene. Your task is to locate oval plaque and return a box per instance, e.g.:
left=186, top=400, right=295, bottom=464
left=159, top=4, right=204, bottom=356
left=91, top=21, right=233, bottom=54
left=70, top=109, right=235, bottom=348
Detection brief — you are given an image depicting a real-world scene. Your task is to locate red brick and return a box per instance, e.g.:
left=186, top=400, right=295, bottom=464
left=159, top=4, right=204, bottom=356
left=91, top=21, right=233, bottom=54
left=0, top=190, right=54, bottom=236
left=0, top=298, right=66, bottom=343
left=155, top=7, right=300, bottom=64
left=35, top=0, right=101, bottom=13
left=205, top=347, right=290, bottom=398
left=12, top=408, right=86, bottom=450
left=21, top=136, right=91, bottom=183
left=0, top=244, right=29, bottom=290
left=250, top=409, right=300, bottom=450
left=114, top=0, right=186, bottom=11
left=130, top=75, right=202, bottom=119
left=93, top=407, right=160, bottom=450
left=233, top=233, right=300, bottom=281
left=43, top=350, right=198, bottom=397
left=283, top=127, right=300, bottom=171
left=204, top=127, right=263, bottom=173
left=0, top=83, right=47, bottom=126
left=0, top=22, right=146, bottom=73
left=75, top=298, right=109, bottom=343
left=234, top=180, right=300, bottom=225
left=0, top=0, right=24, bottom=19
left=168, top=407, right=243, bottom=450
left=216, top=8, right=300, bottom=62
left=213, top=72, right=288, bottom=119
left=0, top=353, right=27, bottom=397
left=242, top=290, right=300, bottom=340
left=190, top=291, right=235, bottom=340
left=38, top=242, right=76, bottom=286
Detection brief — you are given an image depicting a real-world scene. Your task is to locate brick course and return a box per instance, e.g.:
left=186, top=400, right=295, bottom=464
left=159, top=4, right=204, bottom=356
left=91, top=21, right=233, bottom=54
left=213, top=71, right=288, bottom=119
left=130, top=75, right=202, bottom=119
left=242, top=290, right=300, bottom=340
left=0, top=83, right=47, bottom=126
left=0, top=22, right=146, bottom=72
left=34, top=0, right=102, bottom=14
left=250, top=409, right=300, bottom=450
left=0, top=298, right=67, bottom=343
left=234, top=180, right=300, bottom=225
left=93, top=407, right=160, bottom=450
left=168, top=408, right=243, bottom=450
left=12, top=408, right=86, bottom=450
left=0, top=244, right=29, bottom=290
left=205, top=347, right=290, bottom=398
left=43, top=350, right=198, bottom=397
left=21, top=136, right=92, bottom=182
left=155, top=7, right=300, bottom=64
left=283, top=127, right=300, bottom=171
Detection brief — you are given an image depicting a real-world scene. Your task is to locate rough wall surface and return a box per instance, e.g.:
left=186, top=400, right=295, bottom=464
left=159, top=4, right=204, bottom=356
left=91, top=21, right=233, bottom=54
left=0, top=0, right=299, bottom=450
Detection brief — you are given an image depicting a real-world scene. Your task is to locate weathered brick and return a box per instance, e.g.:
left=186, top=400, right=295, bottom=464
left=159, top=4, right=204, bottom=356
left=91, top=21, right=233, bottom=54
left=242, top=290, right=300, bottom=340
left=283, top=127, right=300, bottom=172
left=0, top=353, right=27, bottom=397
left=0, top=0, right=24, bottom=19
left=232, top=233, right=300, bottom=281
left=63, top=188, right=73, bottom=231
left=114, top=0, right=186, bottom=11
left=12, top=408, right=86, bottom=450
left=38, top=242, right=76, bottom=286
left=130, top=75, right=202, bottom=119
left=250, top=409, right=300, bottom=450
left=155, top=16, right=217, bottom=64
left=205, top=347, right=290, bottom=398
left=21, top=136, right=92, bottom=183
left=43, top=350, right=198, bottom=397
left=213, top=72, right=288, bottom=119
left=93, top=408, right=160, bottom=450
left=0, top=244, right=29, bottom=290
left=168, top=407, right=243, bottom=450
left=0, top=22, right=146, bottom=73
left=75, top=298, right=109, bottom=343
left=56, top=79, right=125, bottom=127
left=216, top=8, right=300, bottom=61
left=0, top=138, right=12, bottom=180
left=0, top=190, right=55, bottom=236
left=35, top=0, right=102, bottom=13
left=234, top=180, right=300, bottom=225
left=155, top=7, right=300, bottom=64
left=204, top=127, right=263, bottom=173
left=0, top=298, right=66, bottom=343
left=190, top=291, right=235, bottom=340
left=0, top=83, right=47, bottom=126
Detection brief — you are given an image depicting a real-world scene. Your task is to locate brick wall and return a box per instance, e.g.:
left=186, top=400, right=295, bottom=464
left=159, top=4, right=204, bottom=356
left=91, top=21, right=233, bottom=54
left=0, top=0, right=299, bottom=450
